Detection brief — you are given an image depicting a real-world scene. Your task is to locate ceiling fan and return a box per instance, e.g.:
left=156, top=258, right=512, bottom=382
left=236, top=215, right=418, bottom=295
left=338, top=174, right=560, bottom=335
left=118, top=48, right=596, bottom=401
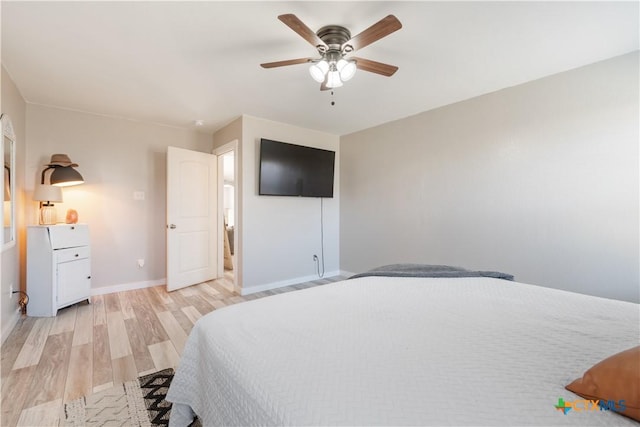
left=261, top=14, right=402, bottom=90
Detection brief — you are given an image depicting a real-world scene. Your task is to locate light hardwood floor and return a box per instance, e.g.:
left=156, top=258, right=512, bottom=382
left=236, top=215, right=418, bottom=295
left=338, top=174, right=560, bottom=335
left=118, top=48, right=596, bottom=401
left=0, top=273, right=346, bottom=427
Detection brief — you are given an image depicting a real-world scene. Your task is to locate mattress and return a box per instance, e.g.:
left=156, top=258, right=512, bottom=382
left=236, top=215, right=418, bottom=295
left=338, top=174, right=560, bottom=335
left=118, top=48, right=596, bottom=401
left=166, top=276, right=640, bottom=426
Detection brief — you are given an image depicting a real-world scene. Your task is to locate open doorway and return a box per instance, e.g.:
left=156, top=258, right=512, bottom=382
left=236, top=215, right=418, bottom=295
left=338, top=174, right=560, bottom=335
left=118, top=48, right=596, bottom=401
left=214, top=141, right=239, bottom=293
left=222, top=152, right=234, bottom=279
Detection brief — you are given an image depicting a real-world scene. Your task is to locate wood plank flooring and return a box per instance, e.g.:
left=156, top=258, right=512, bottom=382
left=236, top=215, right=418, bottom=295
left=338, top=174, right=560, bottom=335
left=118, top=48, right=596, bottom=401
left=0, top=274, right=346, bottom=427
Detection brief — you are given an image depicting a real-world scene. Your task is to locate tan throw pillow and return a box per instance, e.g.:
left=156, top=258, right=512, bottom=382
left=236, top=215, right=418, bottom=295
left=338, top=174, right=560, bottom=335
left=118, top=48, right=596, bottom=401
left=566, top=346, right=640, bottom=421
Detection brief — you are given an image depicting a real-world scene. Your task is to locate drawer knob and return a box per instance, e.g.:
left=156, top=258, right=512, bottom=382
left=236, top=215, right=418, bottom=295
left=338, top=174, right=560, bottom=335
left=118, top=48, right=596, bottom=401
left=71, top=226, right=75, bottom=230
left=75, top=254, right=79, bottom=257
left=87, top=276, right=91, bottom=279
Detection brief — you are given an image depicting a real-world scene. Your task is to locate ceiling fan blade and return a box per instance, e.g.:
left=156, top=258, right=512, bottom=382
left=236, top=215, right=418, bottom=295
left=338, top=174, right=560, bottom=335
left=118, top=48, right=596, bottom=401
left=278, top=14, right=327, bottom=49
left=260, top=58, right=314, bottom=68
left=345, top=15, right=402, bottom=52
left=352, top=57, right=398, bottom=76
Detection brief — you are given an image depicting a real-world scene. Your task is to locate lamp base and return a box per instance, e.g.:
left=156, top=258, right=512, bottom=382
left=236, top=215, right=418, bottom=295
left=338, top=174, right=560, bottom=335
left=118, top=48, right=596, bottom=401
left=40, top=205, right=57, bottom=225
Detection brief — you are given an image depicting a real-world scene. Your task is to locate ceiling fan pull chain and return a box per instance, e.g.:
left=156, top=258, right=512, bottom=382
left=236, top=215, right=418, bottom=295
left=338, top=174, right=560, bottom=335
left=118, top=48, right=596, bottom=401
left=331, top=90, right=335, bottom=106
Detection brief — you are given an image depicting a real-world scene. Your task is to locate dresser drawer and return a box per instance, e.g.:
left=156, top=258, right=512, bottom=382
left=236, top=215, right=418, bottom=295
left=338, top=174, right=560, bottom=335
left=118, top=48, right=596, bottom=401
left=55, top=246, right=90, bottom=263
left=48, top=224, right=89, bottom=249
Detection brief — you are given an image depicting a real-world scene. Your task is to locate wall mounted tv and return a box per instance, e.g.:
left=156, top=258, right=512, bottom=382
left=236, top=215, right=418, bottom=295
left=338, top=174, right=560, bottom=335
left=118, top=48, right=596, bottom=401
left=259, top=138, right=335, bottom=198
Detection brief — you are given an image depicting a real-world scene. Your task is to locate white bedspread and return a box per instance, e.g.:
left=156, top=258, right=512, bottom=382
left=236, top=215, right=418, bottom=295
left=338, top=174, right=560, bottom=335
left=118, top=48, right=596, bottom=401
left=166, top=277, right=640, bottom=426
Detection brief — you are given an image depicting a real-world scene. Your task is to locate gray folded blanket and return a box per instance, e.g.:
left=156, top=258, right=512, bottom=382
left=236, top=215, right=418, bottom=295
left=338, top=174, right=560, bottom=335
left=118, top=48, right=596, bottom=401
left=350, top=264, right=514, bottom=281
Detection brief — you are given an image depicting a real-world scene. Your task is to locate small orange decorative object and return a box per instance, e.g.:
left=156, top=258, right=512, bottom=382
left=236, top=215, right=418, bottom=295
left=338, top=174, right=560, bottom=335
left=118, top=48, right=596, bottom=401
left=65, top=209, right=78, bottom=224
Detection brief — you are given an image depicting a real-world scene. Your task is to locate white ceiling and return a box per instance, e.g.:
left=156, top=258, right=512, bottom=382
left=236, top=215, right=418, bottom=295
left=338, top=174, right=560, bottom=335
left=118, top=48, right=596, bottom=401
left=2, top=1, right=638, bottom=136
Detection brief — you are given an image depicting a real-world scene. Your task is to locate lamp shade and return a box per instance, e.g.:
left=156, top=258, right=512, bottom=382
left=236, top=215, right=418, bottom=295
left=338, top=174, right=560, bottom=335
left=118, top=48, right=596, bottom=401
left=326, top=70, right=343, bottom=88
left=33, top=184, right=63, bottom=203
left=309, top=60, right=329, bottom=83
left=50, top=166, right=84, bottom=187
left=337, top=59, right=357, bottom=81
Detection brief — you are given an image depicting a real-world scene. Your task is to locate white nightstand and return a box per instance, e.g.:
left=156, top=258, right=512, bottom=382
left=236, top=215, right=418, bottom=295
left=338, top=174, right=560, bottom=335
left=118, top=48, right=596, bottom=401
left=27, top=224, right=91, bottom=317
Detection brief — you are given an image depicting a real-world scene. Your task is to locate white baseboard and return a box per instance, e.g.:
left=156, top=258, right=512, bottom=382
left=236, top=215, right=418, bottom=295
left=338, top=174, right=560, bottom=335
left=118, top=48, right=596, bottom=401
left=88, top=271, right=351, bottom=299
left=90, top=278, right=166, bottom=296
left=240, top=270, right=342, bottom=296
left=1, top=308, right=21, bottom=345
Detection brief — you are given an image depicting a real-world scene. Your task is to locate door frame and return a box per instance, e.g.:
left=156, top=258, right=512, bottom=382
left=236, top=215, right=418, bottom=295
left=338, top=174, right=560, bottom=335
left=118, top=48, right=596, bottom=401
left=213, top=140, right=240, bottom=293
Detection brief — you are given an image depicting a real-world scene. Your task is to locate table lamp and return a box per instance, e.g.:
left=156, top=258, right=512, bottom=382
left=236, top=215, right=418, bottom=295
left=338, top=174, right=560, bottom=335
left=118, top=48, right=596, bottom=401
left=33, top=184, right=63, bottom=225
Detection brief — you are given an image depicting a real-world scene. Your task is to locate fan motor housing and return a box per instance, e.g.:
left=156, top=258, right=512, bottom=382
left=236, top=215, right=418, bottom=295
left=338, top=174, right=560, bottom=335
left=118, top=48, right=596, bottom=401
left=317, top=25, right=351, bottom=49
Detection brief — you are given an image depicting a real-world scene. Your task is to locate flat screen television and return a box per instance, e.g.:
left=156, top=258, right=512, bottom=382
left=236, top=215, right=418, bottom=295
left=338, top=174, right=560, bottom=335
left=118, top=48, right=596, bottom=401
left=259, top=138, right=335, bottom=198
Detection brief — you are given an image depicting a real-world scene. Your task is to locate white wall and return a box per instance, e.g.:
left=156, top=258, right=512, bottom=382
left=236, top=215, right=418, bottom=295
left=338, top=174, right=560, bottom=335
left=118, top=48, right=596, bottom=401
left=25, top=105, right=212, bottom=292
left=1, top=67, right=27, bottom=342
left=216, top=115, right=340, bottom=293
left=340, top=52, right=639, bottom=303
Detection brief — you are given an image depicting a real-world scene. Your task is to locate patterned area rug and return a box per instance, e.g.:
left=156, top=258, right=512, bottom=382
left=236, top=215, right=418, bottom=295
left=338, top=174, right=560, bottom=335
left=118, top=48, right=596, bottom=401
left=63, top=368, right=201, bottom=426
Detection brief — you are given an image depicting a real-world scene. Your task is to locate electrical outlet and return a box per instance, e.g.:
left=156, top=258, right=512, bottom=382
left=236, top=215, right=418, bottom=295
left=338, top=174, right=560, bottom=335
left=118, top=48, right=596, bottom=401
left=137, top=259, right=145, bottom=268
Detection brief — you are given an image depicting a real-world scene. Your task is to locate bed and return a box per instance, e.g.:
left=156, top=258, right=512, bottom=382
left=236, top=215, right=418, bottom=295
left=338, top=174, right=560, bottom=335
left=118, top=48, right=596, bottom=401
left=166, top=266, right=639, bottom=426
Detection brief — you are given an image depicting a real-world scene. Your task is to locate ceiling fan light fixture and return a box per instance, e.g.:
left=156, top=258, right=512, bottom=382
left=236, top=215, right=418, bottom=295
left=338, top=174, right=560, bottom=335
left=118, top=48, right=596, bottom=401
left=309, top=60, right=329, bottom=83
left=337, top=59, right=357, bottom=82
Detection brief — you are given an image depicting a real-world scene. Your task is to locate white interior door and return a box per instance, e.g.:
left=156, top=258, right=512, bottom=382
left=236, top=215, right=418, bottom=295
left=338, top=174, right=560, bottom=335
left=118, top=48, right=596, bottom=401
left=166, top=146, right=218, bottom=291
